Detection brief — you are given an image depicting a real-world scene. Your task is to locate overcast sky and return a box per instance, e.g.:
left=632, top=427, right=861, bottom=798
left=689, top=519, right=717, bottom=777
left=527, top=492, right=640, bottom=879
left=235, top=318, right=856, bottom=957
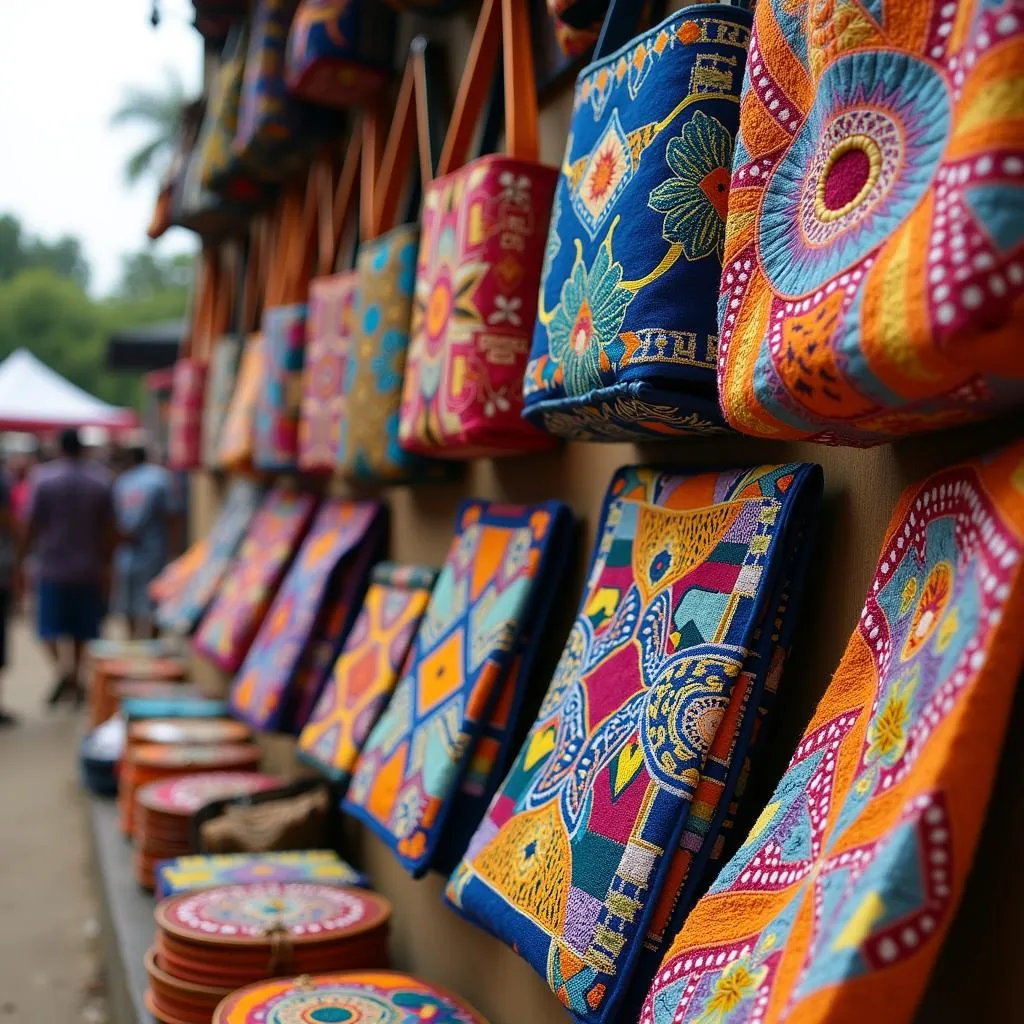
left=0, top=0, right=203, bottom=296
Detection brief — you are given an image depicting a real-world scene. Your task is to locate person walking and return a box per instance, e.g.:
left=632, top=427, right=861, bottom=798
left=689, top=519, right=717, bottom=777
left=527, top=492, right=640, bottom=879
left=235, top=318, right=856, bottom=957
left=112, top=444, right=179, bottom=639
left=0, top=465, right=19, bottom=726
left=21, top=427, right=116, bottom=706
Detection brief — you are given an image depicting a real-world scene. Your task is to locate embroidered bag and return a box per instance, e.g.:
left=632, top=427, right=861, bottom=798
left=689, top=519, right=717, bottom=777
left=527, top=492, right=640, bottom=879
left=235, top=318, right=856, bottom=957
left=643, top=443, right=1024, bottom=1024
left=398, top=0, right=558, bottom=459
left=337, top=40, right=456, bottom=483
left=217, top=331, right=266, bottom=472
left=193, top=487, right=319, bottom=674
left=298, top=131, right=364, bottom=473
left=446, top=462, right=822, bottom=1024
left=343, top=499, right=574, bottom=877
left=156, top=479, right=264, bottom=636
left=230, top=499, right=386, bottom=734
left=717, top=1, right=1024, bottom=445
left=548, top=0, right=602, bottom=58
left=521, top=2, right=753, bottom=440
left=285, top=0, right=394, bottom=110
left=298, top=562, right=438, bottom=785
left=252, top=166, right=322, bottom=472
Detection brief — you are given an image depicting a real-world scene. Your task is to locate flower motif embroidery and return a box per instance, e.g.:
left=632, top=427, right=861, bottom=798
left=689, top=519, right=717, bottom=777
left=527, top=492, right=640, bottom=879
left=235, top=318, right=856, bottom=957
left=648, top=109, right=734, bottom=261
left=498, top=171, right=531, bottom=206
left=864, top=667, right=918, bottom=769
left=547, top=232, right=632, bottom=396
left=692, top=957, right=769, bottom=1024
left=489, top=295, right=523, bottom=326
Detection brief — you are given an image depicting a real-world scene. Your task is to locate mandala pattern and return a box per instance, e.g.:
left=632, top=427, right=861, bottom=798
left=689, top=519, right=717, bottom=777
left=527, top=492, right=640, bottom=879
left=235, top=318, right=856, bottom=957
left=156, top=480, right=263, bottom=635
left=254, top=303, right=306, bottom=471
left=400, top=157, right=558, bottom=458
left=446, top=464, right=822, bottom=1024
left=718, top=0, right=1024, bottom=444
left=523, top=8, right=751, bottom=440
left=339, top=225, right=453, bottom=483
left=644, top=444, right=1024, bottom=1024
left=193, top=489, right=319, bottom=674
left=299, top=563, right=437, bottom=785
left=137, top=772, right=281, bottom=815
left=230, top=500, right=386, bottom=734
left=212, top=971, right=489, bottom=1024
left=344, top=500, right=573, bottom=877
left=155, top=851, right=368, bottom=900
left=299, top=270, right=358, bottom=473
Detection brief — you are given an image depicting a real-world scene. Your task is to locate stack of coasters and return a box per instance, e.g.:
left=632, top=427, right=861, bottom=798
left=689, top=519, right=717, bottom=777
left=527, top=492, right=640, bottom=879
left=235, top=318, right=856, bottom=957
left=211, top=970, right=489, bottom=1023
left=446, top=463, right=822, bottom=1023
left=133, top=772, right=282, bottom=889
left=229, top=500, right=387, bottom=734
left=127, top=718, right=253, bottom=752
left=145, top=945, right=234, bottom=1024
left=151, top=884, right=391, bottom=994
left=121, top=696, right=230, bottom=722
left=193, top=488, right=320, bottom=674
left=118, top=742, right=263, bottom=838
left=114, top=681, right=203, bottom=704
left=298, top=563, right=438, bottom=786
left=155, top=851, right=369, bottom=900
left=88, top=655, right=188, bottom=728
left=343, top=499, right=573, bottom=876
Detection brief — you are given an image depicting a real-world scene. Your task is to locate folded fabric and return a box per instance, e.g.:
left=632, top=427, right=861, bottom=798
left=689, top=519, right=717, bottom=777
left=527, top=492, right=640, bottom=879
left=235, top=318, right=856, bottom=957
left=298, top=562, right=438, bottom=785
left=155, top=851, right=369, bottom=899
left=344, top=499, right=574, bottom=876
left=522, top=5, right=753, bottom=440
left=156, top=480, right=264, bottom=635
left=446, top=463, right=822, bottom=1024
left=230, top=500, right=387, bottom=733
left=716, top=0, right=1024, bottom=445
left=193, top=489, right=320, bottom=674
left=642, top=444, right=1024, bottom=1024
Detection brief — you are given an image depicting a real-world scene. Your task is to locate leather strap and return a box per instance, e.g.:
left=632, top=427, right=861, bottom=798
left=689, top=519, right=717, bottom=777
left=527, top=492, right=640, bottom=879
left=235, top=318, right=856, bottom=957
left=317, top=131, right=363, bottom=277
left=437, top=0, right=539, bottom=177
left=594, top=0, right=668, bottom=60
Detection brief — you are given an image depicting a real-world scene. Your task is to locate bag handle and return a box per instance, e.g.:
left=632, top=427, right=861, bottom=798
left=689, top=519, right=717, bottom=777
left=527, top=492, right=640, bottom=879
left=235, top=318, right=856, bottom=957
left=594, top=0, right=669, bottom=61
left=436, top=0, right=538, bottom=178
left=240, top=216, right=269, bottom=334
left=369, top=37, right=446, bottom=238
left=316, top=131, right=363, bottom=278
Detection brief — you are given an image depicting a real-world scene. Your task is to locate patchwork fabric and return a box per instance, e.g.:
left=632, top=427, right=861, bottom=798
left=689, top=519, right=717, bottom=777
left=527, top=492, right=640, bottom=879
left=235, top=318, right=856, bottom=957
left=156, top=480, right=263, bottom=636
left=193, top=489, right=319, bottom=674
left=717, top=0, right=1024, bottom=444
left=155, top=851, right=368, bottom=899
left=399, top=156, right=559, bottom=458
left=643, top=443, right=1024, bottom=1024
left=230, top=500, right=386, bottom=733
left=522, top=7, right=752, bottom=440
left=298, top=270, right=358, bottom=473
left=446, top=463, right=822, bottom=1024
left=253, top=303, right=306, bottom=472
left=299, top=562, right=438, bottom=785
left=344, top=499, right=574, bottom=876
left=339, top=225, right=453, bottom=483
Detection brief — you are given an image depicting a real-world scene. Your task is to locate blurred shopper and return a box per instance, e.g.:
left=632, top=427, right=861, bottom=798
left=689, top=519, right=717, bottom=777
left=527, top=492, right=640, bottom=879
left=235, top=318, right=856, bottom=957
left=112, top=444, right=178, bottom=639
left=0, top=466, right=17, bottom=726
left=22, top=428, right=115, bottom=706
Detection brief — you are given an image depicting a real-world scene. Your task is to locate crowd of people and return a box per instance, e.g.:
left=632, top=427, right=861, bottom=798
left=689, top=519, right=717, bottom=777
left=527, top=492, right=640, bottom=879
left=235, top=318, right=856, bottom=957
left=0, top=427, right=181, bottom=726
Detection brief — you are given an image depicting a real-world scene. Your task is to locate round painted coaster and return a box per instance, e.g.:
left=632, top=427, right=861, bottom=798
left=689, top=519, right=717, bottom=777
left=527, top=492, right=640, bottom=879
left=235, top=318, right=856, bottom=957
left=129, top=718, right=253, bottom=747
left=212, top=970, right=490, bottom=1023
left=137, top=772, right=282, bottom=816
left=156, top=883, right=391, bottom=949
left=102, top=657, right=187, bottom=680
left=130, top=742, right=262, bottom=770
left=115, top=681, right=201, bottom=702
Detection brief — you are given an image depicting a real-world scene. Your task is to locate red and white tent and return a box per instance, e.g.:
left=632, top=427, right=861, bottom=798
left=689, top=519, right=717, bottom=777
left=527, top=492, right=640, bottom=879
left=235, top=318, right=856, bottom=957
left=0, top=348, right=137, bottom=433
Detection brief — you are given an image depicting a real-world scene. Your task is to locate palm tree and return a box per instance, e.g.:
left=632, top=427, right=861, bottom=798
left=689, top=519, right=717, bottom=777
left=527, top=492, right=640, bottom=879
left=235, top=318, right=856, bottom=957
left=110, top=70, right=187, bottom=186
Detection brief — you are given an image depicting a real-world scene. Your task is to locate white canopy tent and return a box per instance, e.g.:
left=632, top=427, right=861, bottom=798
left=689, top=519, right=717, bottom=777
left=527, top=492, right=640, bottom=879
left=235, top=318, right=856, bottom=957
left=0, top=348, right=137, bottom=434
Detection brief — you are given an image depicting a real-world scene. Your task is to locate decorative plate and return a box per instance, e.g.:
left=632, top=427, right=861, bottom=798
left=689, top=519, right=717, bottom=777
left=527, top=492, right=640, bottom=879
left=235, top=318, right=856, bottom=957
left=136, top=772, right=282, bottom=815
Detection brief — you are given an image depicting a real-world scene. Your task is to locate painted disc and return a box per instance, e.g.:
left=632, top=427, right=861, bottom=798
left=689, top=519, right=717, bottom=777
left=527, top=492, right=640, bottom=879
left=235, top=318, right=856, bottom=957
left=130, top=742, right=261, bottom=769
left=129, top=718, right=253, bottom=746
left=136, top=772, right=281, bottom=815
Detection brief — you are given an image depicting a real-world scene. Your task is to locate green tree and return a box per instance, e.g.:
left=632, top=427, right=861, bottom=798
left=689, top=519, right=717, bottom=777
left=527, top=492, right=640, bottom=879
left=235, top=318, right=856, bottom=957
left=0, top=214, right=90, bottom=289
left=114, top=249, right=195, bottom=300
left=110, top=70, right=187, bottom=186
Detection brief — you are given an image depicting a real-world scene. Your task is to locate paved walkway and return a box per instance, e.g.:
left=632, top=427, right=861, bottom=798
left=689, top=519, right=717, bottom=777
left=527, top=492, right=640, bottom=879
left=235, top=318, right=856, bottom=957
left=0, top=618, right=107, bottom=1021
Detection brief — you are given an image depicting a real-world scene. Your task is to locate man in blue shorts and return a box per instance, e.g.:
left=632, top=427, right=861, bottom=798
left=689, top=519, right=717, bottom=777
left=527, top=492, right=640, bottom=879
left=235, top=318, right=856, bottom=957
left=23, top=427, right=116, bottom=706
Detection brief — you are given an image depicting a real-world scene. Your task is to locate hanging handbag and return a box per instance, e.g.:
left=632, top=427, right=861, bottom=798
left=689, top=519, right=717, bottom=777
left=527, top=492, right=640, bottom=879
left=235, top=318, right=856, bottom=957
left=252, top=169, right=323, bottom=473
left=547, top=0, right=602, bottom=58
left=285, top=0, right=394, bottom=110
left=298, top=131, right=364, bottom=474
left=398, top=0, right=558, bottom=459
left=169, top=252, right=234, bottom=471
left=716, top=0, right=1024, bottom=445
left=521, top=1, right=752, bottom=441
left=337, top=39, right=456, bottom=483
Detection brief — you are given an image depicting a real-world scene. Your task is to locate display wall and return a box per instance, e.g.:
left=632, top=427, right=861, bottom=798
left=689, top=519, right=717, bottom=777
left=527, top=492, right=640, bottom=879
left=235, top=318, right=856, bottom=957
left=187, top=3, right=1024, bottom=1021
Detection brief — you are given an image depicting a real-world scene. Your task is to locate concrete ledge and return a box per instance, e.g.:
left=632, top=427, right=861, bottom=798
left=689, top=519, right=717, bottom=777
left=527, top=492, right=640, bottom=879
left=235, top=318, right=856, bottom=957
left=86, top=795, right=156, bottom=1024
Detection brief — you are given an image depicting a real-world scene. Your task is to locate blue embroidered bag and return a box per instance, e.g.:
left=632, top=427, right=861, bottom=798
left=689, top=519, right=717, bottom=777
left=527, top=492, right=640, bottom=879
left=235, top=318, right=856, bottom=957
left=522, top=2, right=753, bottom=440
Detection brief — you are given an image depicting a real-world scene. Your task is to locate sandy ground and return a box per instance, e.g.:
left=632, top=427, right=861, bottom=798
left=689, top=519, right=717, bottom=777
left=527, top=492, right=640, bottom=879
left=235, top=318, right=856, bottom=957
left=0, top=617, right=107, bottom=1021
